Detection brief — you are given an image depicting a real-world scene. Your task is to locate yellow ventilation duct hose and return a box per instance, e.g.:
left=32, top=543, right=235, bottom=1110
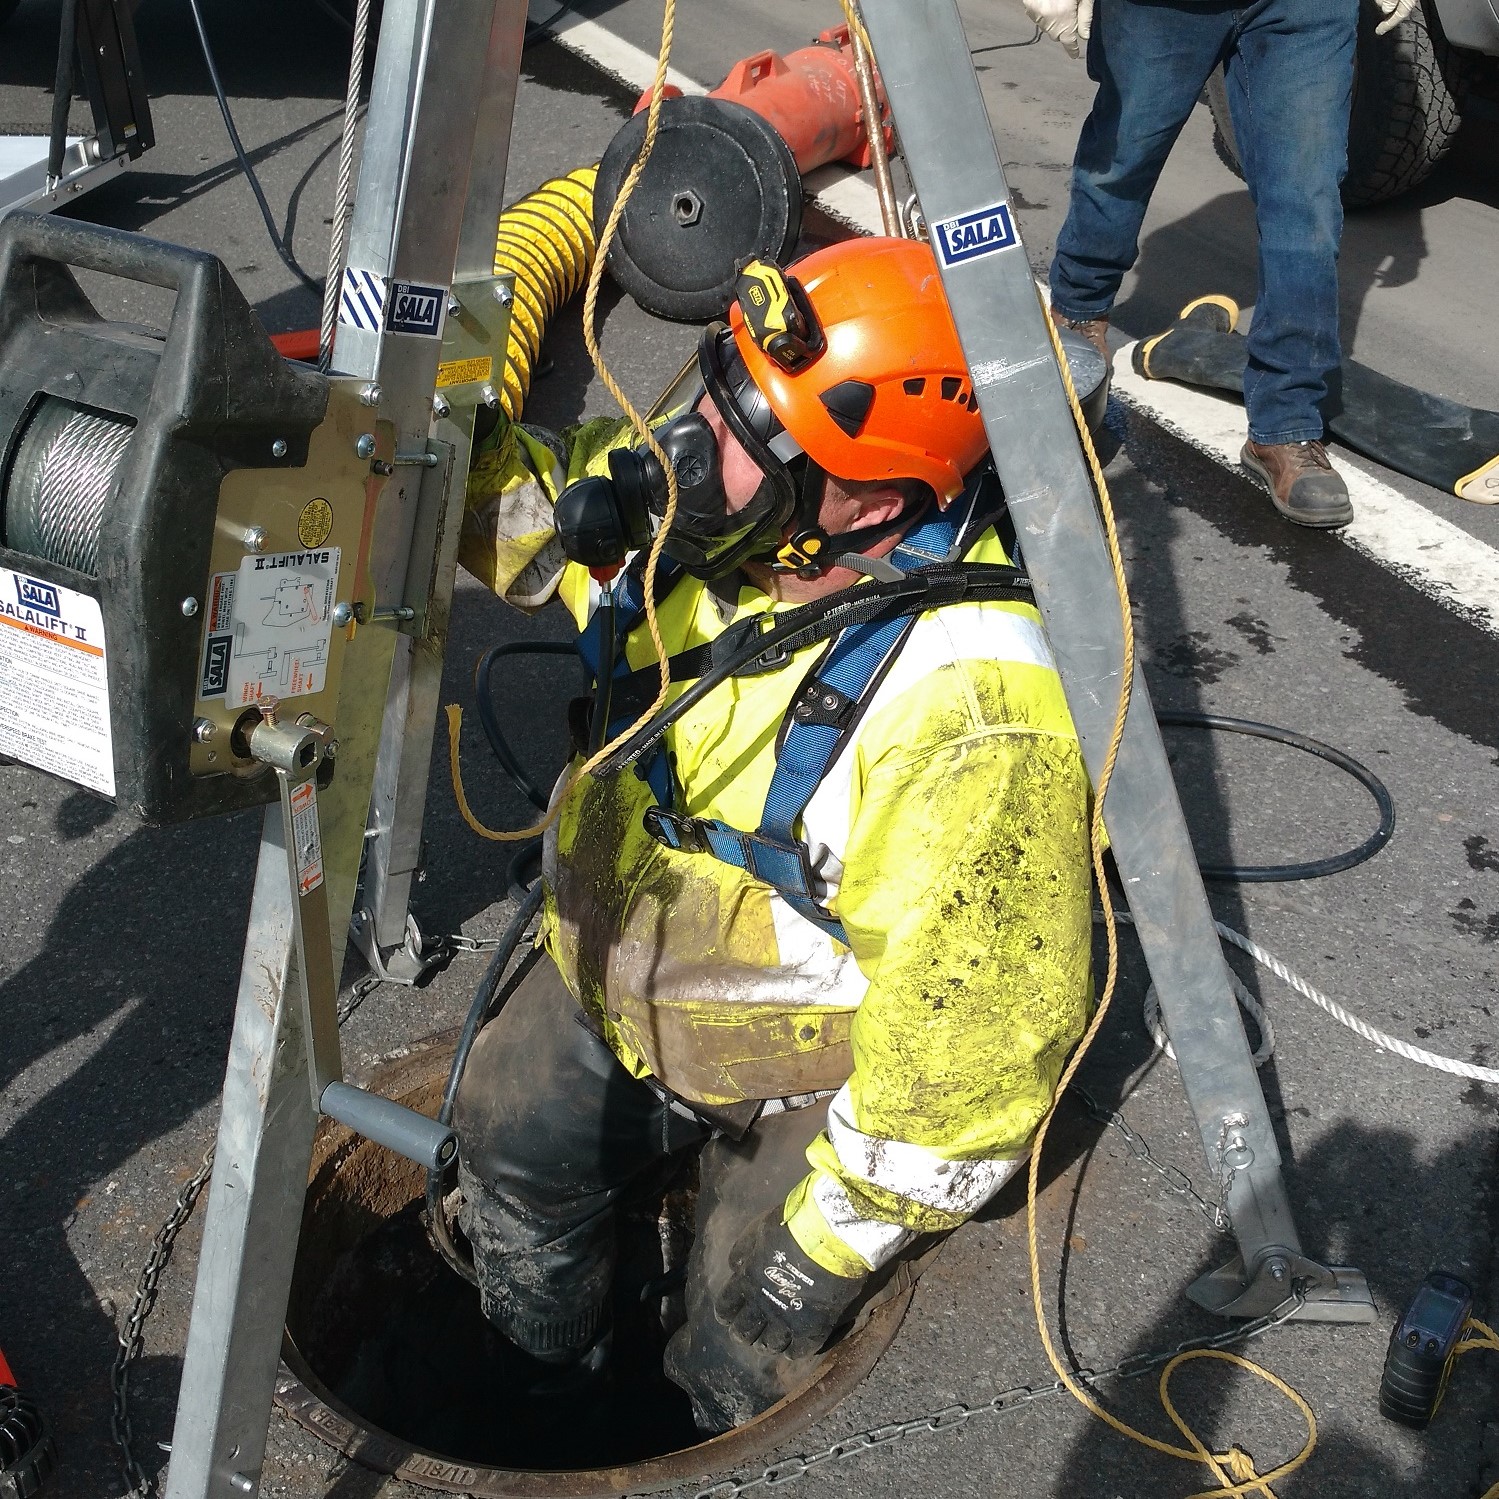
left=493, top=165, right=597, bottom=422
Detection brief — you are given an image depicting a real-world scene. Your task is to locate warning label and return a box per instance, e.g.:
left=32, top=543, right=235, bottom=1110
left=226, top=548, right=341, bottom=707
left=0, top=565, right=114, bottom=796
left=289, top=778, right=324, bottom=894
left=436, top=354, right=493, bottom=389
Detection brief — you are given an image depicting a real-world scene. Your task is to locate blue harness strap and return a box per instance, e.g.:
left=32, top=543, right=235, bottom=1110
left=578, top=559, right=680, bottom=809
left=644, top=505, right=970, bottom=943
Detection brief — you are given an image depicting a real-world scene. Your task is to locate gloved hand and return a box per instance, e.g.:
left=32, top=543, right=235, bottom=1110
left=1021, top=0, right=1094, bottom=58
left=1372, top=0, right=1417, bottom=33
left=714, top=1208, right=868, bottom=1359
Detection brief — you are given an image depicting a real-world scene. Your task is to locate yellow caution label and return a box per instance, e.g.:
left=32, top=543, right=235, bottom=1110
left=298, top=496, right=333, bottom=548
left=1456, top=453, right=1499, bottom=505
left=436, top=355, right=494, bottom=389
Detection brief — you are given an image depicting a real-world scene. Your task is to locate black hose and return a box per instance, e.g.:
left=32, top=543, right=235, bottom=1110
left=588, top=590, right=616, bottom=756
left=473, top=641, right=581, bottom=810
left=183, top=0, right=322, bottom=294
left=425, top=880, right=546, bottom=1285
left=1158, top=712, right=1395, bottom=882
left=48, top=0, right=79, bottom=183
left=596, top=564, right=1033, bottom=776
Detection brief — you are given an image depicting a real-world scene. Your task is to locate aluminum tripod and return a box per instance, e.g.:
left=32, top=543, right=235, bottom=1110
left=163, top=3, right=527, bottom=1494
left=859, top=0, right=1373, bottom=1326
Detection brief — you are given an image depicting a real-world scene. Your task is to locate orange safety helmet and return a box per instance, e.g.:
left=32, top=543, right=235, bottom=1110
left=722, top=237, right=988, bottom=502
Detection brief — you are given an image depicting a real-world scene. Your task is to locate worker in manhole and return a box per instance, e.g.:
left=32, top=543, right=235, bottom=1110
left=455, top=237, right=1094, bottom=1433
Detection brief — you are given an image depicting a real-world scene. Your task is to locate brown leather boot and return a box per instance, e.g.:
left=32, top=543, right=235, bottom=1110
left=1050, top=305, right=1111, bottom=365
left=1240, top=439, right=1353, bottom=528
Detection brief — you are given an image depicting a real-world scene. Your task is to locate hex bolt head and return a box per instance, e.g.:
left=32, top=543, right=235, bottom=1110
left=331, top=601, right=356, bottom=627
left=355, top=433, right=377, bottom=460
left=432, top=393, right=451, bottom=419
left=494, top=282, right=514, bottom=307
left=447, top=295, right=462, bottom=317
left=672, top=189, right=704, bottom=227
left=359, top=382, right=382, bottom=407
left=270, top=438, right=288, bottom=458
left=479, top=383, right=500, bottom=410
left=243, top=526, right=267, bottom=554
left=180, top=596, right=200, bottom=617
left=192, top=717, right=216, bottom=743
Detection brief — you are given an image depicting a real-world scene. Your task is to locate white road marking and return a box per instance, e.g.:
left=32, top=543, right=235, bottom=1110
left=534, top=1, right=1499, bottom=640
left=1113, top=351, right=1499, bottom=638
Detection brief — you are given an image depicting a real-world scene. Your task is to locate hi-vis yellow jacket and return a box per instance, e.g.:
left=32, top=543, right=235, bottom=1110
left=462, top=417, right=1094, bottom=1280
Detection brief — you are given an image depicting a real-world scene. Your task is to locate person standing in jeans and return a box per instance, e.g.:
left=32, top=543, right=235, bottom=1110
left=1028, top=0, right=1413, bottom=528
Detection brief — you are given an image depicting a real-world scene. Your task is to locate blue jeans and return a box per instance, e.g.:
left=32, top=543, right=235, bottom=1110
left=1049, top=0, right=1357, bottom=445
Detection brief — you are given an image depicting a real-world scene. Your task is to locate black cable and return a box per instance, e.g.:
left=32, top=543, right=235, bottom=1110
left=183, top=0, right=323, bottom=294
left=1158, top=712, right=1396, bottom=882
left=596, top=564, right=1034, bottom=777
left=426, top=880, right=546, bottom=1286
left=48, top=0, right=79, bottom=183
left=473, top=641, right=582, bottom=810
left=588, top=591, right=616, bottom=756
left=971, top=23, right=1042, bottom=55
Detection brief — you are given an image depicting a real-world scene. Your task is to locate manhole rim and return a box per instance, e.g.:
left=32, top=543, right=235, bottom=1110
left=275, top=1032, right=920, bottom=1498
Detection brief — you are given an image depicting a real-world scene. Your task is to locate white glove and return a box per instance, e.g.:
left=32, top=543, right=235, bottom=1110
left=1022, top=0, right=1094, bottom=58
left=1373, top=0, right=1418, bottom=33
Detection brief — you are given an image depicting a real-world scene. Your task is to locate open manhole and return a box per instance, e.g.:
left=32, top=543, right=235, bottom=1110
left=275, top=1035, right=920, bottom=1496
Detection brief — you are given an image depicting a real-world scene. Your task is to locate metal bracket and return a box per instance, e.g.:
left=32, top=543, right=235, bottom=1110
left=251, top=705, right=455, bottom=1170
left=1189, top=1253, right=1377, bottom=1324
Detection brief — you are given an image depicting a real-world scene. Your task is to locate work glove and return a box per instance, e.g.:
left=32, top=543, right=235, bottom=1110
left=1372, top=0, right=1418, bottom=33
left=714, top=1207, right=868, bottom=1359
left=1021, top=0, right=1093, bottom=58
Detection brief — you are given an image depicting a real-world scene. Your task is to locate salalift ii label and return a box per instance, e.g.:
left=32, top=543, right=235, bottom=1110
left=932, top=202, right=1018, bottom=267
left=0, top=565, right=114, bottom=796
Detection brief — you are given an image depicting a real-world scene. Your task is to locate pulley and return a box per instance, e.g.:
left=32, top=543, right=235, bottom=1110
left=594, top=96, right=802, bottom=323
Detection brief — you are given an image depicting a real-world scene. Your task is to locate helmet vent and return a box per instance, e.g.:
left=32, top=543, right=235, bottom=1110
left=818, top=378, right=876, bottom=437
left=902, top=377, right=925, bottom=396
left=940, top=376, right=963, bottom=401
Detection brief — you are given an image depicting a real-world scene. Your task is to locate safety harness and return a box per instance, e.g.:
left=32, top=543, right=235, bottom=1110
left=576, top=486, right=1033, bottom=945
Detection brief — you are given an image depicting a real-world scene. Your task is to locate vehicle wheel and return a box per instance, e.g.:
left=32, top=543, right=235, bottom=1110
left=1205, top=0, right=1471, bottom=208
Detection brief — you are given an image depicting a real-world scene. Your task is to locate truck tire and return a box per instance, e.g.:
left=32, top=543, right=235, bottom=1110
left=1205, top=0, right=1470, bottom=208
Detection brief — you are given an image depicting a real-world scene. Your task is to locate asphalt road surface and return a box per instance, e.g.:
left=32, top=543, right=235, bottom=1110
left=0, top=3, right=1496, bottom=1498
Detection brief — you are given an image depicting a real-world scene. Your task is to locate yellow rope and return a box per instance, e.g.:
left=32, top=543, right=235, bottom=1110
left=1022, top=296, right=1316, bottom=1496
left=446, top=0, right=682, bottom=844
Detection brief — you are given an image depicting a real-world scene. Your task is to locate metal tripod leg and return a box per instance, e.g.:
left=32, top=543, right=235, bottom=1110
left=164, top=4, right=529, bottom=1495
left=859, top=0, right=1372, bottom=1325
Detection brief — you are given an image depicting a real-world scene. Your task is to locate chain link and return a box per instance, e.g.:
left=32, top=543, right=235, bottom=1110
left=693, top=1287, right=1307, bottom=1498
left=111, top=1147, right=217, bottom=1498
left=1067, top=1084, right=1233, bottom=1233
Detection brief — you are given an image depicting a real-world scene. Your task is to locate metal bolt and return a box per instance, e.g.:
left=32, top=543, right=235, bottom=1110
left=243, top=526, right=267, bottom=554
left=257, top=697, right=280, bottom=726
left=192, top=717, right=216, bottom=743
left=180, top=596, right=200, bottom=617
left=479, top=383, right=500, bottom=410
left=324, top=739, right=339, bottom=759
left=493, top=283, right=514, bottom=308
left=331, top=601, right=356, bottom=627
left=1266, top=1256, right=1288, bottom=1283
left=270, top=438, right=287, bottom=458
left=359, top=382, right=382, bottom=407
left=228, top=1474, right=254, bottom=1494
left=447, top=294, right=462, bottom=317
left=355, top=433, right=377, bottom=460
left=672, top=189, right=703, bottom=227
left=432, top=393, right=451, bottom=419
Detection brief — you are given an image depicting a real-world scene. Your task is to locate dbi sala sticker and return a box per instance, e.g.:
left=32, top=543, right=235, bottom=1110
left=932, top=203, right=1018, bottom=268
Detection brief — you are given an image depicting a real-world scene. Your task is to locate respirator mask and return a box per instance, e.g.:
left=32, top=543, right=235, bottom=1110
left=552, top=326, right=816, bottom=580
